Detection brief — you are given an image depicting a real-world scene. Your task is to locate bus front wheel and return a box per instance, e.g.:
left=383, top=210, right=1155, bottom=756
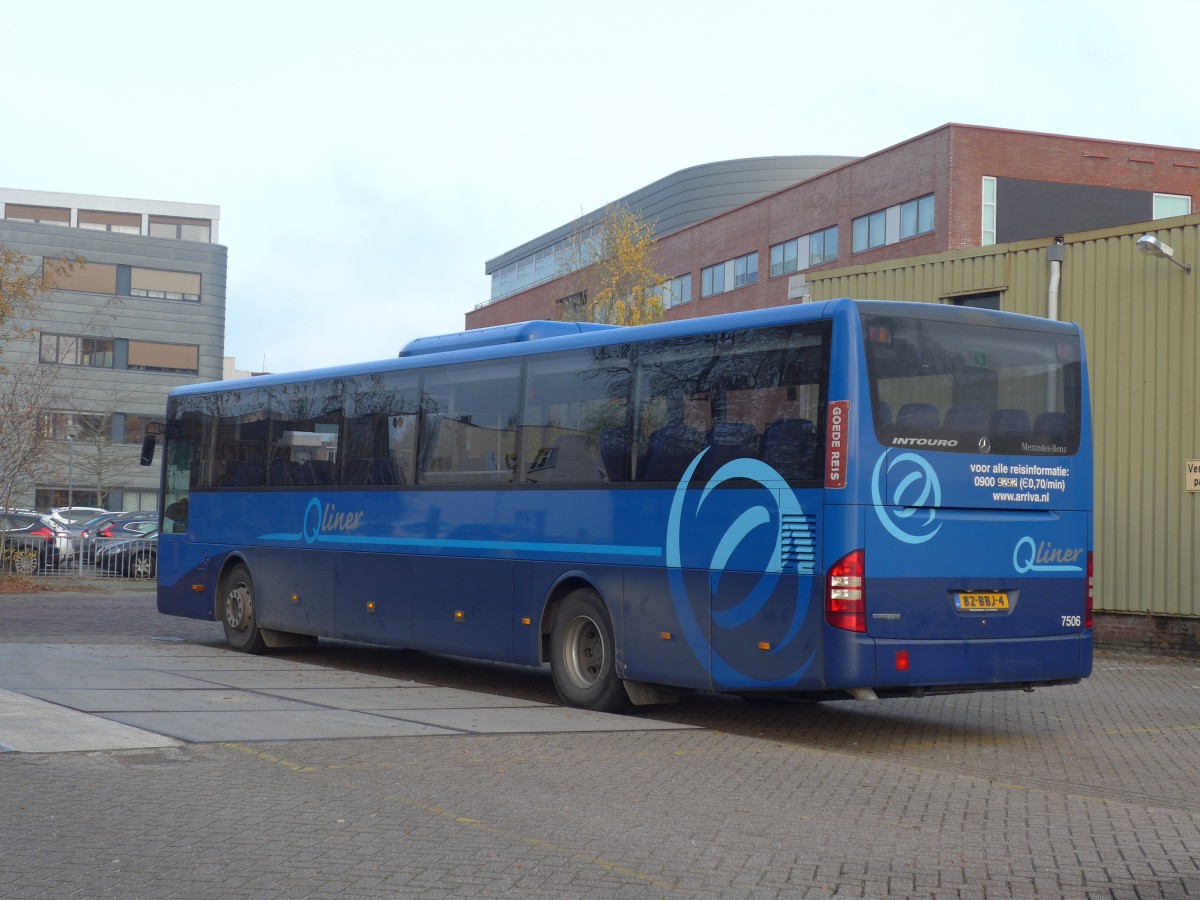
left=549, top=589, right=629, bottom=713
left=220, top=563, right=266, bottom=654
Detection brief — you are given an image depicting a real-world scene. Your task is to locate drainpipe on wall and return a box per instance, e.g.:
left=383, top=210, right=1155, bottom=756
left=1047, top=237, right=1065, bottom=321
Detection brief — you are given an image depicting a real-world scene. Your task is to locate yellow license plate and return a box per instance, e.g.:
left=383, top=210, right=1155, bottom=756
left=955, top=591, right=1009, bottom=611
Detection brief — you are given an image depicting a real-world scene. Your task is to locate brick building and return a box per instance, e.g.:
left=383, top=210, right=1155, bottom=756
left=469, top=124, right=1200, bottom=328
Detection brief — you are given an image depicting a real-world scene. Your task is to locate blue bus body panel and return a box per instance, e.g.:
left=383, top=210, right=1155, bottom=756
left=159, top=474, right=828, bottom=692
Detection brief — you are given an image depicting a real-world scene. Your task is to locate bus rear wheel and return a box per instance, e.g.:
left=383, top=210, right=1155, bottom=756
left=220, top=563, right=266, bottom=654
left=549, top=589, right=629, bottom=713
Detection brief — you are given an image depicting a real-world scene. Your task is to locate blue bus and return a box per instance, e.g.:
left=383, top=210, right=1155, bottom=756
left=144, top=299, right=1093, bottom=711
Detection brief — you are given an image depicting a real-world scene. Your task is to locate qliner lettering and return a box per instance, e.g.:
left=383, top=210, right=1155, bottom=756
left=321, top=504, right=364, bottom=533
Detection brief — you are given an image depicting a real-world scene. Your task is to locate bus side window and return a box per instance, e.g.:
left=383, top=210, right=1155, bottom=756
left=761, top=418, right=818, bottom=481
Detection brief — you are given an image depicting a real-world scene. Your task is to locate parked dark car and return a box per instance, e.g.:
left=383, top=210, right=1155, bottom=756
left=94, top=528, right=158, bottom=579
left=75, top=511, right=157, bottom=563
left=95, top=511, right=158, bottom=541
left=0, top=512, right=62, bottom=574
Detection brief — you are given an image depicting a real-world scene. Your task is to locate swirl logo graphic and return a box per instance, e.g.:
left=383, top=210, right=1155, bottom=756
left=666, top=450, right=816, bottom=688
left=871, top=450, right=943, bottom=544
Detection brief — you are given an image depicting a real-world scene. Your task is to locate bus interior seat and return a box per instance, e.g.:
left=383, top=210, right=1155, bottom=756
left=760, top=417, right=818, bottom=480
left=1034, top=412, right=1070, bottom=441
left=599, top=427, right=631, bottom=482
left=641, top=424, right=701, bottom=482
left=301, top=459, right=336, bottom=485
left=234, top=461, right=265, bottom=487
left=373, top=458, right=401, bottom=484
left=344, top=457, right=401, bottom=485
left=990, top=408, right=1031, bottom=434
left=698, top=422, right=759, bottom=478
left=268, top=458, right=304, bottom=486
left=895, top=402, right=940, bottom=430
left=943, top=404, right=987, bottom=432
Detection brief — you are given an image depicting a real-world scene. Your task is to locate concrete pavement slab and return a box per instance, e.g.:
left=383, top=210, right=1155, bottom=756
left=0, top=637, right=697, bottom=750
left=17, top=687, right=328, bottom=713
left=102, top=708, right=462, bottom=741
left=176, top=668, right=425, bottom=689
left=0, top=688, right=177, bottom=753
left=371, top=705, right=698, bottom=733
left=256, top=685, right=553, bottom=709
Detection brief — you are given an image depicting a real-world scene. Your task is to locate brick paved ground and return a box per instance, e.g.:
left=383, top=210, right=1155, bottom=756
left=1, top=588, right=1199, bottom=898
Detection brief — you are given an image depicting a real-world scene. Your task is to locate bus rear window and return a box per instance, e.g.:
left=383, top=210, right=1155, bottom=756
left=861, top=312, right=1082, bottom=456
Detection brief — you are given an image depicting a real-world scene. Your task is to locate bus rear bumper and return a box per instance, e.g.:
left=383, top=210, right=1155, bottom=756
left=868, top=632, right=1093, bottom=690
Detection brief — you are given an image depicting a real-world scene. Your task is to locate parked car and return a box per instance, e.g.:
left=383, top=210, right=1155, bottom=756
left=94, top=528, right=158, bottom=579
left=46, top=517, right=75, bottom=565
left=0, top=512, right=62, bottom=574
left=95, top=511, right=158, bottom=542
left=64, top=511, right=126, bottom=563
left=50, top=506, right=108, bottom=527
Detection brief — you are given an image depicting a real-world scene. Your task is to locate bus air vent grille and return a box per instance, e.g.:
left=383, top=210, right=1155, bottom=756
left=781, top=513, right=817, bottom=574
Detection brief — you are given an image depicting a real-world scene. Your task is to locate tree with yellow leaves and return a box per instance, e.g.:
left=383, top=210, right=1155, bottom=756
left=0, top=248, right=83, bottom=350
left=559, top=203, right=667, bottom=326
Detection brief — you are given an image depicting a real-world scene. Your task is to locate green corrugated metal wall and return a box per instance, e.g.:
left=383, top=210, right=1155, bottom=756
left=808, top=215, right=1200, bottom=617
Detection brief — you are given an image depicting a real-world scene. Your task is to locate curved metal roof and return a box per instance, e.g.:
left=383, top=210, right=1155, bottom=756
left=485, top=155, right=856, bottom=274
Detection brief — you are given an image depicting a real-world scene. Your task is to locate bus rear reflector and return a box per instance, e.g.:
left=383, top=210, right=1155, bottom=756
left=1086, top=552, right=1094, bottom=628
left=826, top=549, right=866, bottom=632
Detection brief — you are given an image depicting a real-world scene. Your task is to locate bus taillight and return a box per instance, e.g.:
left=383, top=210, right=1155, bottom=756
left=826, top=550, right=866, bottom=633
left=1086, top=552, right=1094, bottom=628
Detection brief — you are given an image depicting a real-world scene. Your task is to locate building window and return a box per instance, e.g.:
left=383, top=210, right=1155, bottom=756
left=40, top=334, right=114, bottom=368
left=556, top=291, right=587, bottom=319
left=770, top=239, right=800, bottom=277
left=45, top=260, right=118, bottom=294
left=853, top=194, right=935, bottom=253
left=771, top=226, right=838, bottom=277
left=41, top=411, right=109, bottom=442
left=127, top=340, right=199, bottom=374
left=734, top=252, right=758, bottom=288
left=148, top=215, right=211, bottom=242
left=5, top=204, right=69, bottom=226
left=952, top=291, right=1001, bottom=310
left=900, top=195, right=935, bottom=239
left=1153, top=193, right=1191, bottom=219
left=122, top=414, right=154, bottom=445
left=489, top=234, right=576, bottom=303
left=853, top=211, right=885, bottom=252
left=809, top=226, right=838, bottom=265
left=130, top=267, right=201, bottom=301
left=702, top=253, right=756, bottom=297
left=650, top=273, right=691, bottom=309
left=982, top=177, right=997, bottom=245
left=701, top=262, right=725, bottom=297
left=78, top=210, right=141, bottom=234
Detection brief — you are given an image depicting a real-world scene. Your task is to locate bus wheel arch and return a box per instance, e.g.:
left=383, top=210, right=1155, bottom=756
left=544, top=581, right=629, bottom=714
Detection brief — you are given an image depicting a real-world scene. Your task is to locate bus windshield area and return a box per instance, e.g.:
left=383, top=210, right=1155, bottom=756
left=862, top=312, right=1082, bottom=456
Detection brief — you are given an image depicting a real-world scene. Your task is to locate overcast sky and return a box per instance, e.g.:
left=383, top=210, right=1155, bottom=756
left=6, top=0, right=1200, bottom=373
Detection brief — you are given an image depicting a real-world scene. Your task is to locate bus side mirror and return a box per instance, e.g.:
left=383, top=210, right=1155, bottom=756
left=140, top=434, right=157, bottom=466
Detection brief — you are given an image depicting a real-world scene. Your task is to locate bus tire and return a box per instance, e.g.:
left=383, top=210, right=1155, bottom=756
left=549, top=589, right=629, bottom=713
left=220, top=563, right=267, bottom=654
